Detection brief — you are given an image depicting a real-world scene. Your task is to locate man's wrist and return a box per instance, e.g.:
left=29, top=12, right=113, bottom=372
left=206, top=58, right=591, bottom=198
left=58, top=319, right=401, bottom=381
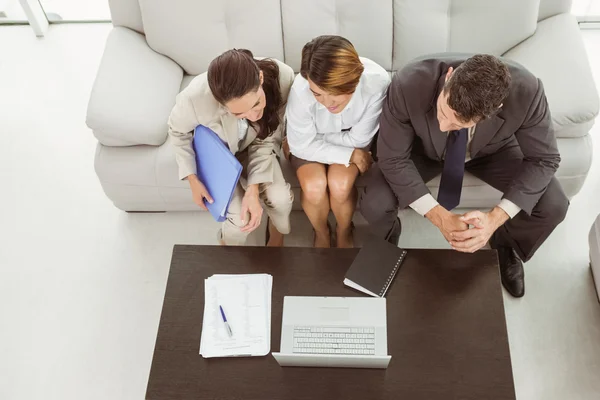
left=490, top=206, right=509, bottom=229
left=425, top=205, right=450, bottom=227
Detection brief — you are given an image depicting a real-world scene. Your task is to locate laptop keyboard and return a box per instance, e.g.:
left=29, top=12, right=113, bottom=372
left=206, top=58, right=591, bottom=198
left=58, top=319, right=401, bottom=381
left=293, top=326, right=376, bottom=355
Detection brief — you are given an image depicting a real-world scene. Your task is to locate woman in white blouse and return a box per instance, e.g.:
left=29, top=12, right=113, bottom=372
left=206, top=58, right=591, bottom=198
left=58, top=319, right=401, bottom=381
left=285, top=35, right=391, bottom=248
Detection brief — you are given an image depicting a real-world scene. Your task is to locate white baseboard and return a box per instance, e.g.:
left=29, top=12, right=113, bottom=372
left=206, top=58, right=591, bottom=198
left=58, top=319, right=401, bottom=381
left=580, top=21, right=600, bottom=29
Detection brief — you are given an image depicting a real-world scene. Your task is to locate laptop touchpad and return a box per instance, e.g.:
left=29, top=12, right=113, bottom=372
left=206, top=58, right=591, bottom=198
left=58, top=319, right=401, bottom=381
left=319, top=307, right=350, bottom=322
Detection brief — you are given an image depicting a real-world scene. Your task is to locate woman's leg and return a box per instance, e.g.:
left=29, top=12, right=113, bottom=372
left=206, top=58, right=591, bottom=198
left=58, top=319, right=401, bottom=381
left=260, top=162, right=294, bottom=247
left=221, top=183, right=251, bottom=245
left=296, top=162, right=331, bottom=248
left=266, top=219, right=284, bottom=247
left=327, top=164, right=360, bottom=248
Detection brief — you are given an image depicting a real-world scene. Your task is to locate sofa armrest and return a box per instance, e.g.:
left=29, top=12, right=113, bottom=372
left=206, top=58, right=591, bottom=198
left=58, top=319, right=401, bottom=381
left=86, top=27, right=183, bottom=146
left=503, top=13, right=599, bottom=138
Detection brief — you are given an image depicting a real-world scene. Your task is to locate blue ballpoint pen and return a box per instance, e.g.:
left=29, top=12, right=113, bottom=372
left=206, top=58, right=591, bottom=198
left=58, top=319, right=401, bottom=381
left=219, top=305, right=233, bottom=337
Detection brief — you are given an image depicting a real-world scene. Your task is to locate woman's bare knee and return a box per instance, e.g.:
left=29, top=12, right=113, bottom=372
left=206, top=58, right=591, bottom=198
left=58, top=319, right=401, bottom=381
left=328, top=165, right=358, bottom=202
left=297, top=164, right=328, bottom=204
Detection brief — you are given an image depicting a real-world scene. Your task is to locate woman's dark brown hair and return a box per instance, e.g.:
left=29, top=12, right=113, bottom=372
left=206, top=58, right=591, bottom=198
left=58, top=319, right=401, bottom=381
left=207, top=49, right=283, bottom=139
left=300, top=35, right=364, bottom=95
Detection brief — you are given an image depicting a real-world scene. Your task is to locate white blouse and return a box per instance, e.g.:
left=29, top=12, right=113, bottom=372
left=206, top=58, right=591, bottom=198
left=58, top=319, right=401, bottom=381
left=286, top=57, right=391, bottom=165
left=238, top=118, right=249, bottom=142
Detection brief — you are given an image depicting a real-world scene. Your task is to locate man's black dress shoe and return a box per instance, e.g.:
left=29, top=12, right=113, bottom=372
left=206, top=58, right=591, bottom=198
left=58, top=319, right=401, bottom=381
left=490, top=235, right=525, bottom=298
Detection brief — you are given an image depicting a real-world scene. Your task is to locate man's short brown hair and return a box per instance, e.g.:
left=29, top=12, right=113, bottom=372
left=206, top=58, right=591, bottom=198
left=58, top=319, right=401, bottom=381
left=444, top=54, right=511, bottom=123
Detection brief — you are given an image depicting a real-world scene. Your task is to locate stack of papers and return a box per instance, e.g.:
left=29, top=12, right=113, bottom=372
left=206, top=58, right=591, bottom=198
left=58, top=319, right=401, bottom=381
left=200, top=274, right=273, bottom=358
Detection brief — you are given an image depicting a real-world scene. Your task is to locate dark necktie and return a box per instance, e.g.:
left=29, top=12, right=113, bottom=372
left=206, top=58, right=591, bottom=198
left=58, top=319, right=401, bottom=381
left=437, top=128, right=468, bottom=210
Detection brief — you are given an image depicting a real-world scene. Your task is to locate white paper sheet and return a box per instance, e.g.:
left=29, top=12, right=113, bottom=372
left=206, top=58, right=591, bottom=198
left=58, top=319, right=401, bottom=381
left=199, top=274, right=272, bottom=358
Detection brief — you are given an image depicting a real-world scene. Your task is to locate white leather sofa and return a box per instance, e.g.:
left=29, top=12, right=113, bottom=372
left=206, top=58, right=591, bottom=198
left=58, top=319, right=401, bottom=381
left=591, top=214, right=600, bottom=301
left=87, top=0, right=599, bottom=212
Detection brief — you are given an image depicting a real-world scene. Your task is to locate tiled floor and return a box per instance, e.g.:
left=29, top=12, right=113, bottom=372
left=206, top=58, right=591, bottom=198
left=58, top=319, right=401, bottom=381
left=0, top=24, right=599, bottom=400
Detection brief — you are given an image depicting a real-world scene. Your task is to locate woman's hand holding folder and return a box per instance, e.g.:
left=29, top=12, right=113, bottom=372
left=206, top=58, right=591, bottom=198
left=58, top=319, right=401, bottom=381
left=188, top=174, right=214, bottom=211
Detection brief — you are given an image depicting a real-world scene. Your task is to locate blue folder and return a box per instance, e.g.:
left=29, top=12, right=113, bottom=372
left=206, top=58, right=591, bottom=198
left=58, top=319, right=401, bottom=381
left=192, top=125, right=243, bottom=222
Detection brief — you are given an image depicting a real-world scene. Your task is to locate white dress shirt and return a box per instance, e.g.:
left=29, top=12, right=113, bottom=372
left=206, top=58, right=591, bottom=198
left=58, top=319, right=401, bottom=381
left=410, top=125, right=522, bottom=219
left=238, top=118, right=249, bottom=142
left=286, top=57, right=391, bottom=165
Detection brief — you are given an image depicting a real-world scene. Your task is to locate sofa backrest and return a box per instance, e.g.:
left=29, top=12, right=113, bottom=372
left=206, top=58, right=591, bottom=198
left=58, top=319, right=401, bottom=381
left=107, top=0, right=574, bottom=74
left=539, top=0, right=572, bottom=22
left=138, top=0, right=285, bottom=76
left=281, top=0, right=393, bottom=72
left=392, top=0, right=540, bottom=70
left=108, top=0, right=144, bottom=34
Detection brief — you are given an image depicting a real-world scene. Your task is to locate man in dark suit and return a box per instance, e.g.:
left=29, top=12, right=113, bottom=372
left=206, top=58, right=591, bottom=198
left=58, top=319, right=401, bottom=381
left=360, top=54, right=569, bottom=298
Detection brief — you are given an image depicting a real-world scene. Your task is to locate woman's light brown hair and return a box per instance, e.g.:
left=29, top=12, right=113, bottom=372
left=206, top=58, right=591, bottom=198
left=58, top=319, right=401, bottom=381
left=300, top=35, right=364, bottom=95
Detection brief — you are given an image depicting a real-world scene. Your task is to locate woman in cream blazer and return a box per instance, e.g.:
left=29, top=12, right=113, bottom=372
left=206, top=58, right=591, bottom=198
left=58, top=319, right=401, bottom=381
left=168, top=49, right=295, bottom=246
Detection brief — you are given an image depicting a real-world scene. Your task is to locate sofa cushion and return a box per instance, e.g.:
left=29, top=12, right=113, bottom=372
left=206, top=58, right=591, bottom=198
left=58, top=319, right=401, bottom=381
left=281, top=0, right=393, bottom=72
left=392, top=0, right=538, bottom=71
left=180, top=74, right=196, bottom=92
left=86, top=27, right=183, bottom=147
left=503, top=13, right=600, bottom=138
left=281, top=135, right=592, bottom=206
left=95, top=133, right=590, bottom=212
left=139, top=0, right=284, bottom=76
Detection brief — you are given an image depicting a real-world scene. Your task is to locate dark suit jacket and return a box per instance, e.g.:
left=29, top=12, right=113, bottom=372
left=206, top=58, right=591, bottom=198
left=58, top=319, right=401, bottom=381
left=377, top=54, right=560, bottom=215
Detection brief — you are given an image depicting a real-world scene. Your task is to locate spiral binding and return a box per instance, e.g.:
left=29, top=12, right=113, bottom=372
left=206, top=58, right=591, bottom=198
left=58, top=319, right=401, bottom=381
left=379, top=250, right=408, bottom=297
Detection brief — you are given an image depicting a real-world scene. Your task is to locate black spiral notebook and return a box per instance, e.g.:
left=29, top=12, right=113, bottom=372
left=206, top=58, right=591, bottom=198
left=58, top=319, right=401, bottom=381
left=343, top=237, right=408, bottom=297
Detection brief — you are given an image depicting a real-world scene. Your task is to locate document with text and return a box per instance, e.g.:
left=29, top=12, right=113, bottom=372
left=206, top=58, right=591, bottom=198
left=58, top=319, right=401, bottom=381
left=199, top=274, right=272, bottom=358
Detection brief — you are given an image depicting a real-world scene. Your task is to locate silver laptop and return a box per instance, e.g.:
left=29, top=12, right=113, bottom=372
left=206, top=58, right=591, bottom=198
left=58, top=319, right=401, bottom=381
left=272, top=296, right=391, bottom=369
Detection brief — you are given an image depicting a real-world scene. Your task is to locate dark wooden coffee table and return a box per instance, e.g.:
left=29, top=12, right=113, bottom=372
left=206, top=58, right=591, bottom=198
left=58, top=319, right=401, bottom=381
left=146, top=245, right=515, bottom=400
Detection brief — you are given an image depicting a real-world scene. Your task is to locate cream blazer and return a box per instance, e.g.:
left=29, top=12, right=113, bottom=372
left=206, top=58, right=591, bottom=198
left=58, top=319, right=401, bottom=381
left=168, top=58, right=295, bottom=187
